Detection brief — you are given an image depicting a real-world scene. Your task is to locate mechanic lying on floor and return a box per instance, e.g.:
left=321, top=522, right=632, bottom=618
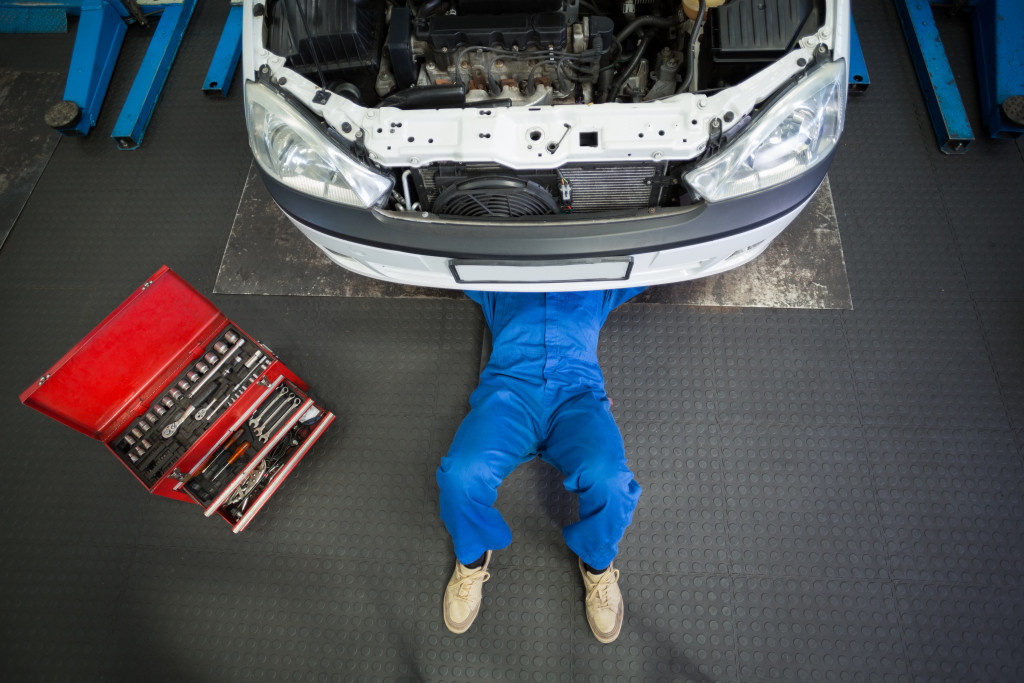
left=437, top=288, right=645, bottom=643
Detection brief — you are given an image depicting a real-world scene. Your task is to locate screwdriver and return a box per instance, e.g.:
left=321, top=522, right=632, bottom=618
left=193, top=428, right=245, bottom=482
left=212, top=441, right=251, bottom=481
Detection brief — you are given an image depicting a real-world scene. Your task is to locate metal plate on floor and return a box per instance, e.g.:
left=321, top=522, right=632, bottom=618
left=0, top=69, right=63, bottom=251
left=216, top=163, right=851, bottom=309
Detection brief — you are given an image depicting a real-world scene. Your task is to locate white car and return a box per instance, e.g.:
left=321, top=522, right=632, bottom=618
left=242, top=0, right=849, bottom=291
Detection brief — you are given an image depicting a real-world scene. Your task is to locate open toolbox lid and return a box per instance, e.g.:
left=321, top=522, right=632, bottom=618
left=20, top=266, right=226, bottom=441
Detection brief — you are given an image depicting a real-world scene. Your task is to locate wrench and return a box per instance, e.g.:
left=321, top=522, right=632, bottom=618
left=248, top=387, right=288, bottom=429
left=161, top=405, right=195, bottom=438
left=250, top=393, right=292, bottom=436
left=257, top=397, right=301, bottom=442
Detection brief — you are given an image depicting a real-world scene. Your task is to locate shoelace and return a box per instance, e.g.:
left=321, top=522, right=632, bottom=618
left=452, top=567, right=490, bottom=601
left=585, top=568, right=620, bottom=610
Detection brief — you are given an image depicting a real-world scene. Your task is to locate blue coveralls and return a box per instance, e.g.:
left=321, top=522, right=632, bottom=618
left=437, top=289, right=646, bottom=570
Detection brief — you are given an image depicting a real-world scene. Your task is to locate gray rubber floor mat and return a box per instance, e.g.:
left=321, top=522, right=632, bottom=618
left=215, top=165, right=852, bottom=309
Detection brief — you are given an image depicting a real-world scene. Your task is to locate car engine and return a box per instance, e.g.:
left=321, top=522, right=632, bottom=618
left=264, top=0, right=824, bottom=108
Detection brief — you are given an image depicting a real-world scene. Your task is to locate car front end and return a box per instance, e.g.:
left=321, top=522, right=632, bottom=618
left=242, top=0, right=850, bottom=291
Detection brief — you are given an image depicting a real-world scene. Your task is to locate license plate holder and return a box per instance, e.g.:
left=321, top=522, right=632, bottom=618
left=450, top=258, right=633, bottom=284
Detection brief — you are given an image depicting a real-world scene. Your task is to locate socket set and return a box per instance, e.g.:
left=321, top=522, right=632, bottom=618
left=112, top=326, right=272, bottom=485
left=21, top=266, right=336, bottom=532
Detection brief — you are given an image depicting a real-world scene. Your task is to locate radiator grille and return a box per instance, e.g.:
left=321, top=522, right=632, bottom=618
left=417, top=163, right=663, bottom=213
left=558, top=165, right=659, bottom=211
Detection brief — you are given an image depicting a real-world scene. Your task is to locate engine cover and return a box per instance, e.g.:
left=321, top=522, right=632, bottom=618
left=424, top=12, right=568, bottom=53
left=457, top=0, right=562, bottom=12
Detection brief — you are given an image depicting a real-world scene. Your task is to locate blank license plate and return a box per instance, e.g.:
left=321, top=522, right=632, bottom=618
left=451, top=258, right=633, bottom=284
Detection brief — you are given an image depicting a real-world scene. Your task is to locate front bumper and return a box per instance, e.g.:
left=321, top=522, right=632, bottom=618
left=259, top=151, right=831, bottom=291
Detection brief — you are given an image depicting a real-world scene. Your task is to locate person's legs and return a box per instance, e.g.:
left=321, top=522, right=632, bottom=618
left=541, top=389, right=641, bottom=570
left=437, top=381, right=540, bottom=634
left=437, top=382, right=541, bottom=564
left=541, top=388, right=640, bottom=643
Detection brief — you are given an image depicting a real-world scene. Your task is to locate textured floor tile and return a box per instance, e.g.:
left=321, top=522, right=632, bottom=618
left=602, top=303, right=717, bottom=425
left=843, top=297, right=1007, bottom=429
left=419, top=562, right=577, bottom=682
left=718, top=422, right=888, bottom=580
left=620, top=420, right=730, bottom=575
left=572, top=573, right=738, bottom=682
left=731, top=577, right=910, bottom=683
left=895, top=581, right=1024, bottom=683
left=707, top=308, right=860, bottom=426
left=975, top=299, right=1024, bottom=432
left=0, top=541, right=134, bottom=682
left=865, top=425, right=1024, bottom=584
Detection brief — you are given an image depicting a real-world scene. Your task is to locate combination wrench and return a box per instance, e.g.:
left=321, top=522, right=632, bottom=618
left=248, top=386, right=289, bottom=430
left=256, top=397, right=302, bottom=442
left=251, top=394, right=294, bottom=438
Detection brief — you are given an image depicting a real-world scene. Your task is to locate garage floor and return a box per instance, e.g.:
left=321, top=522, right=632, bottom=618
left=2, top=2, right=1023, bottom=681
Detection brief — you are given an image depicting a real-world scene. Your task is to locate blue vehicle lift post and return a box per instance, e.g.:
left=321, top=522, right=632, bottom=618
left=893, top=0, right=1024, bottom=154
left=848, top=14, right=870, bottom=94
left=0, top=0, right=197, bottom=149
left=203, top=1, right=243, bottom=97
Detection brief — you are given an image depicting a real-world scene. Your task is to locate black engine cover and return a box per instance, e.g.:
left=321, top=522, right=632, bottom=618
left=711, top=0, right=820, bottom=62
left=424, top=12, right=568, bottom=53
left=457, top=0, right=562, bottom=12
left=266, top=0, right=385, bottom=74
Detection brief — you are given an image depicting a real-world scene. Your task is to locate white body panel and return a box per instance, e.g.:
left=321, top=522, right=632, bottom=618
left=287, top=190, right=813, bottom=291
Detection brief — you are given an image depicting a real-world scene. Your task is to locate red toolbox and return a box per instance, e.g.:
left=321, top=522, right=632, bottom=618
left=19, top=266, right=335, bottom=532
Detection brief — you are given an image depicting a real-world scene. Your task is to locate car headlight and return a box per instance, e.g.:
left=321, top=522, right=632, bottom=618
left=244, top=80, right=393, bottom=208
left=685, top=59, right=847, bottom=202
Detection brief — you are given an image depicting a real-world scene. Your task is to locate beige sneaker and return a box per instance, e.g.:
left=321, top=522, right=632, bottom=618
left=443, top=551, right=492, bottom=634
left=579, top=559, right=623, bottom=643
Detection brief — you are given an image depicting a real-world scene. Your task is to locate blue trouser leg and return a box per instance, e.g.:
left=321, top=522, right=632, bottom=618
left=541, top=389, right=642, bottom=570
left=437, top=383, right=540, bottom=565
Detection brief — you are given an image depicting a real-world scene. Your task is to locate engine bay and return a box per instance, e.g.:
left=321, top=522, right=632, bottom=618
left=263, top=0, right=825, bottom=108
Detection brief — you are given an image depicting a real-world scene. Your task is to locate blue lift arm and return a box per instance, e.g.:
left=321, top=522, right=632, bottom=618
left=0, top=0, right=196, bottom=149
left=894, top=0, right=1024, bottom=154
left=112, top=0, right=196, bottom=149
left=203, top=2, right=243, bottom=97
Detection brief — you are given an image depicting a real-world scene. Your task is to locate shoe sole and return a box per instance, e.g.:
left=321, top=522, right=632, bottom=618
left=443, top=600, right=478, bottom=634
left=586, top=607, right=622, bottom=643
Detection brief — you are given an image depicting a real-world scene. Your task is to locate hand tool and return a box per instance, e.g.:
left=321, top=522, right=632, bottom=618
left=188, top=337, right=246, bottom=399
left=177, top=380, right=191, bottom=392
left=204, top=353, right=219, bottom=366
left=160, top=374, right=225, bottom=438
left=256, top=397, right=302, bottom=442
left=226, top=459, right=265, bottom=506
left=223, top=330, right=240, bottom=344
left=194, top=361, right=209, bottom=375
left=213, top=341, right=230, bottom=355
left=144, top=412, right=158, bottom=424
left=212, top=441, right=251, bottom=481
left=248, top=386, right=289, bottom=429
left=201, top=354, right=266, bottom=422
left=123, top=435, right=136, bottom=447
left=161, top=406, right=196, bottom=438
left=250, top=391, right=293, bottom=435
left=188, top=427, right=245, bottom=483
left=186, top=370, right=201, bottom=383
